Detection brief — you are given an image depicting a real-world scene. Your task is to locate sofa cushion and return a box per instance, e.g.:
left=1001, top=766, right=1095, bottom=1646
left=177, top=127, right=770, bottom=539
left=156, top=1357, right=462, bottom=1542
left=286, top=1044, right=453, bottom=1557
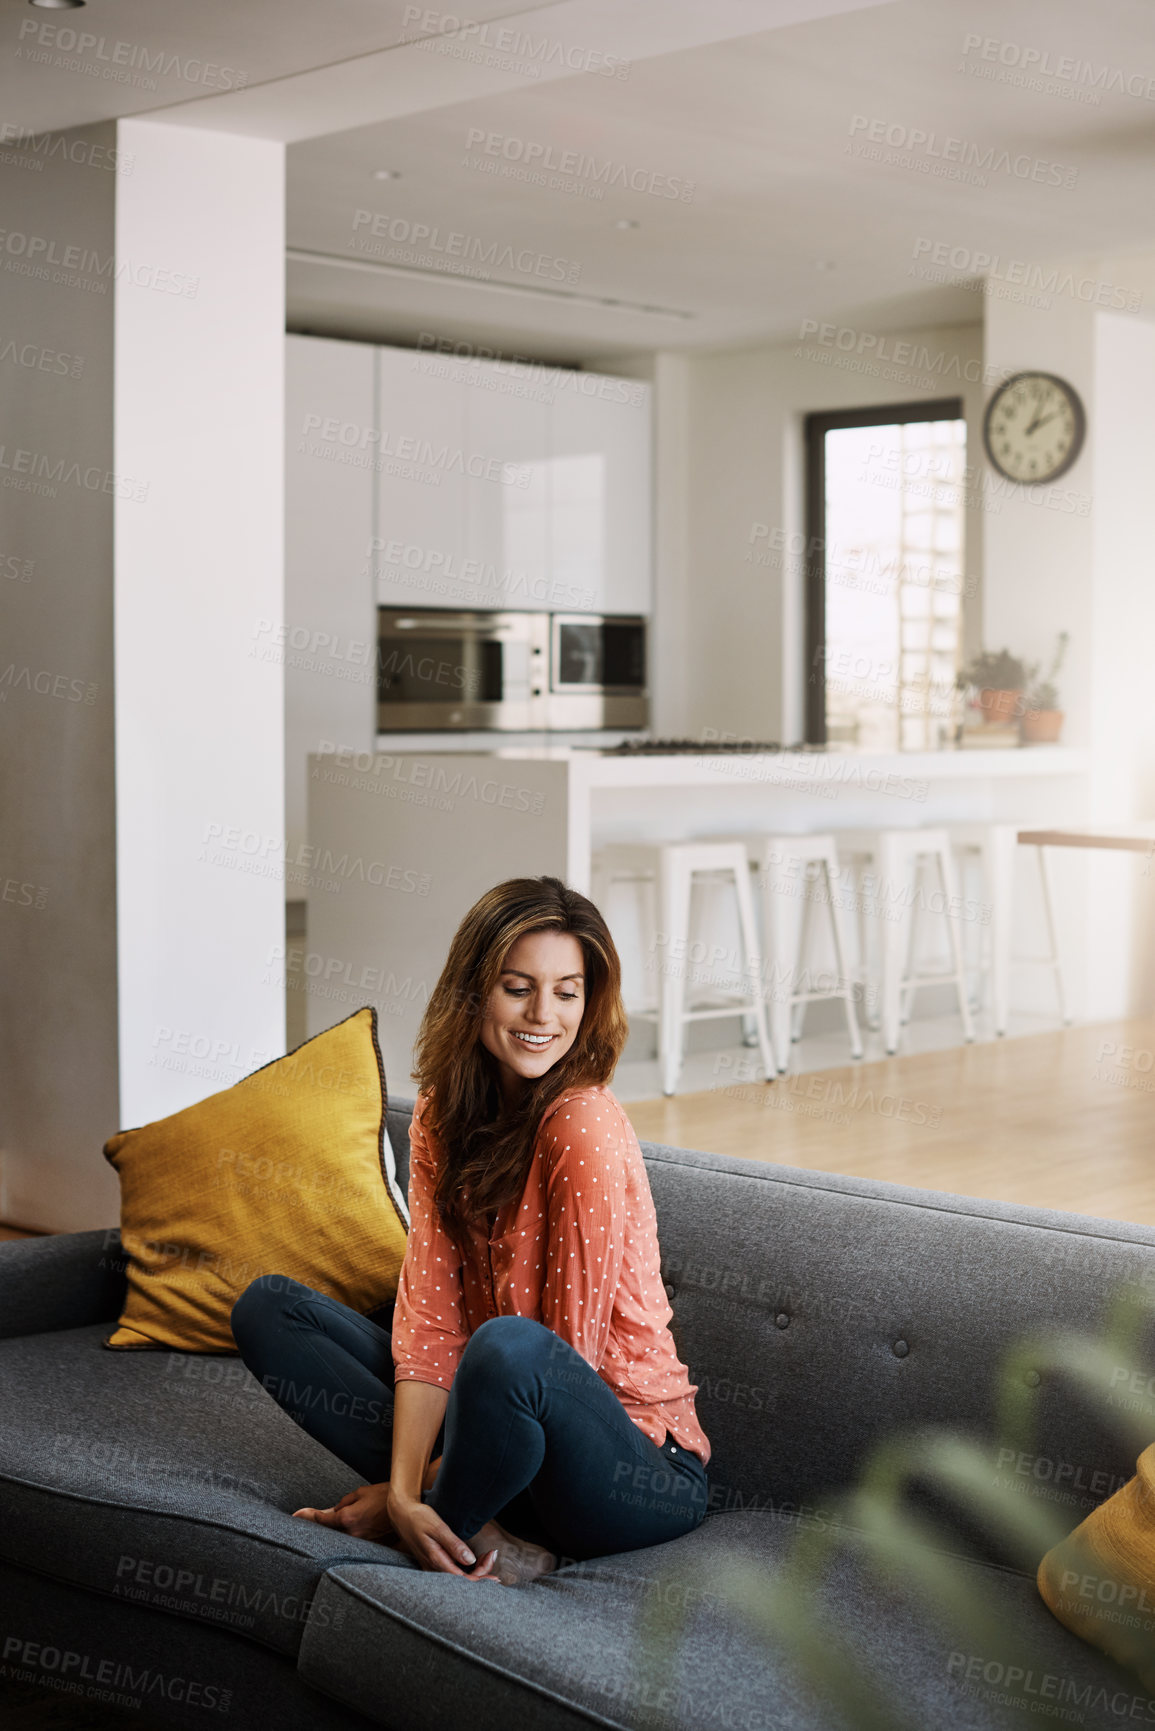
left=0, top=1227, right=128, bottom=1340
left=386, top=1099, right=415, bottom=1199
left=637, top=1142, right=1155, bottom=1550
left=298, top=1509, right=1143, bottom=1731
left=0, top=1324, right=415, bottom=1657
left=103, top=1006, right=408, bottom=1351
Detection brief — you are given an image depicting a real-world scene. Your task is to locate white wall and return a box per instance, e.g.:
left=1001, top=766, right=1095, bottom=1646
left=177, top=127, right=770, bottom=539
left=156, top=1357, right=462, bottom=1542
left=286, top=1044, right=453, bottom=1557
left=670, top=322, right=986, bottom=742
left=115, top=121, right=287, bottom=1127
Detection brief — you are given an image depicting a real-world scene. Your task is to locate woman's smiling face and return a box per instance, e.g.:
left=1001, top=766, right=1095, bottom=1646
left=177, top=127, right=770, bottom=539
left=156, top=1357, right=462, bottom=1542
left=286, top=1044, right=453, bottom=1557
left=480, top=928, right=586, bottom=1106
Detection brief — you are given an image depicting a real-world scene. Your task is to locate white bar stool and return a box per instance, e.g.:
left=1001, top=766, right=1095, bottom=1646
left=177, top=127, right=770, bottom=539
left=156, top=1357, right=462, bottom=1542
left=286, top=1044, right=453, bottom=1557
left=942, top=823, right=1070, bottom=1032
left=591, top=840, right=777, bottom=1095
left=1015, top=834, right=1070, bottom=1023
left=841, top=828, right=976, bottom=1054
left=725, top=834, right=863, bottom=1069
left=947, top=823, right=1016, bottom=1035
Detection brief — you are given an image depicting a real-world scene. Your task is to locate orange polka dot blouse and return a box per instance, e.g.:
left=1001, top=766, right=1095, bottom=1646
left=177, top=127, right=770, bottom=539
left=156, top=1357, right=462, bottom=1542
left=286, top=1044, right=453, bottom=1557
left=392, top=1083, right=711, bottom=1465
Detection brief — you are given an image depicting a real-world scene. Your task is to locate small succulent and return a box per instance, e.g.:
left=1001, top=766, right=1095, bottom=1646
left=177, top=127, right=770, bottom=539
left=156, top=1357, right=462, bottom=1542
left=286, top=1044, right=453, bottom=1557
left=1024, top=631, right=1069, bottom=713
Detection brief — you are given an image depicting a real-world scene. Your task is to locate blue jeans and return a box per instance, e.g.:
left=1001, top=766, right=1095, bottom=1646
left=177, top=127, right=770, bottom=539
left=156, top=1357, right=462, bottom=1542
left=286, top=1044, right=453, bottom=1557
left=230, top=1275, right=709, bottom=1561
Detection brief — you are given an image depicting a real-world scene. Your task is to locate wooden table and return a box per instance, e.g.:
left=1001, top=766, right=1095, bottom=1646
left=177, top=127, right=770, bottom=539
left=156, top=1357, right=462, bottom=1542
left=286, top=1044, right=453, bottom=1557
left=1018, top=824, right=1155, bottom=855
left=1015, top=824, right=1155, bottom=1023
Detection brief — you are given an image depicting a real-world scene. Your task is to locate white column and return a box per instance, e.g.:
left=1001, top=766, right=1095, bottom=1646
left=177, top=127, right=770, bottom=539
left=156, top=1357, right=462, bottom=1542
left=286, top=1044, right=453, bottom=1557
left=0, top=125, right=120, bottom=1231
left=980, top=293, right=1096, bottom=741
left=1085, top=312, right=1155, bottom=1015
left=980, top=291, right=1094, bottom=1020
left=650, top=352, right=692, bottom=738
left=114, top=120, right=286, bottom=1124
left=982, top=287, right=1155, bottom=1018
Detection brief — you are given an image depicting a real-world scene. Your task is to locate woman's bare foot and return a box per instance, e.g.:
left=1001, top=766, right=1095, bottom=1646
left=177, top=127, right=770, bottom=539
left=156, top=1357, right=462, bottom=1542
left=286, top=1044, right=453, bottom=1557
left=468, top=1519, right=557, bottom=1587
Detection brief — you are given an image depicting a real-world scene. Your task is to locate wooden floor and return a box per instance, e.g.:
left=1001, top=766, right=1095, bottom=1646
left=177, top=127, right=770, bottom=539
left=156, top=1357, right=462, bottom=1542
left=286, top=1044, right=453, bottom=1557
left=624, top=1016, right=1155, bottom=1228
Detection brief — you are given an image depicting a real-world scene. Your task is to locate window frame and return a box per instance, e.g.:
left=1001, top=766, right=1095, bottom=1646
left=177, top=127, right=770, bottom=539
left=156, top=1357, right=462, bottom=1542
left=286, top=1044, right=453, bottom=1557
left=803, top=396, right=965, bottom=745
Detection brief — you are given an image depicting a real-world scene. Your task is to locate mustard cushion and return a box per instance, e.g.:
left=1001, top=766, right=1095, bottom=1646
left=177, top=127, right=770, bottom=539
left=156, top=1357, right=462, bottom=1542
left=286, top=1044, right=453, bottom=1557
left=103, top=1007, right=408, bottom=1352
left=1037, top=1442, right=1155, bottom=1690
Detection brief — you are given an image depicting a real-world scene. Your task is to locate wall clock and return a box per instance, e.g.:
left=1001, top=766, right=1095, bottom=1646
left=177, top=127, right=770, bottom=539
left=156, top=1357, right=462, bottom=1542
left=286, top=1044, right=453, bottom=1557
left=982, top=371, right=1085, bottom=483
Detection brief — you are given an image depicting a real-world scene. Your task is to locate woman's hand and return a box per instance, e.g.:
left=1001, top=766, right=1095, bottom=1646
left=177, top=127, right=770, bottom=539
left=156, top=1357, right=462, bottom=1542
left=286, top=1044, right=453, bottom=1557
left=292, top=1482, right=396, bottom=1541
left=385, top=1486, right=500, bottom=1581
left=382, top=1382, right=495, bottom=1576
left=292, top=1453, right=443, bottom=1536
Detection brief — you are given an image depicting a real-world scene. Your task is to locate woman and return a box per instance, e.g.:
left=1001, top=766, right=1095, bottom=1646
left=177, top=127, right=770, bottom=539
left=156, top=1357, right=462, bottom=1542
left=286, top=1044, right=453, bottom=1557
left=231, top=875, right=711, bottom=1586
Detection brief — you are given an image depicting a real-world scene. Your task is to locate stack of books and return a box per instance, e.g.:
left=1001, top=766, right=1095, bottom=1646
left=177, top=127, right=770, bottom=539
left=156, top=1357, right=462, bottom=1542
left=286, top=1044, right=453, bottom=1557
left=957, top=721, right=1021, bottom=749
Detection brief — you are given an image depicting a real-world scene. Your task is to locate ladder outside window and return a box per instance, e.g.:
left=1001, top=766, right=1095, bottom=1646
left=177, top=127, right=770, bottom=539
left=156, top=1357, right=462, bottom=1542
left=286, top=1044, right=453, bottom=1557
left=804, top=399, right=969, bottom=751
left=895, top=418, right=966, bottom=751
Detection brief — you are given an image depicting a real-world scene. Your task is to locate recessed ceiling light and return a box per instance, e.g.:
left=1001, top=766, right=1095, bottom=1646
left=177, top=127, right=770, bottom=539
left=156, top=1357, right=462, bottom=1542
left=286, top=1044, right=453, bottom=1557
left=29, top=0, right=87, bottom=9
left=615, top=219, right=640, bottom=230
left=373, top=169, right=401, bottom=181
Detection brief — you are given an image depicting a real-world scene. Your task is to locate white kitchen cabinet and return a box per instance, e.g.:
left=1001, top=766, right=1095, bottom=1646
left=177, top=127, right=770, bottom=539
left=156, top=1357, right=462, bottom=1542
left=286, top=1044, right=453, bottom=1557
left=373, top=345, right=652, bottom=615
left=374, top=345, right=469, bottom=608
left=548, top=376, right=652, bottom=615
left=462, top=359, right=550, bottom=610
left=284, top=335, right=376, bottom=887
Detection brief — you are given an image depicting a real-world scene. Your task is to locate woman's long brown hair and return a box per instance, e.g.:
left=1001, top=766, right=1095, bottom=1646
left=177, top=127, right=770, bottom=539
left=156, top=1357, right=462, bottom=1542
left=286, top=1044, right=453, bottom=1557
left=411, top=875, right=628, bottom=1244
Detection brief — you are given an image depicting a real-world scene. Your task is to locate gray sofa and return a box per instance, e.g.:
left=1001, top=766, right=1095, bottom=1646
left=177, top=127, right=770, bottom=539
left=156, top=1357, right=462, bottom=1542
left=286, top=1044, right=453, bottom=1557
left=2, top=1096, right=1154, bottom=1730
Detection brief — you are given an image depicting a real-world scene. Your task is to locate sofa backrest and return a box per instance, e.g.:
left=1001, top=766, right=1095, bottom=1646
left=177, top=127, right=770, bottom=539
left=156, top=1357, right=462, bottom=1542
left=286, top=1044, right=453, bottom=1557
left=385, top=1100, right=1155, bottom=1540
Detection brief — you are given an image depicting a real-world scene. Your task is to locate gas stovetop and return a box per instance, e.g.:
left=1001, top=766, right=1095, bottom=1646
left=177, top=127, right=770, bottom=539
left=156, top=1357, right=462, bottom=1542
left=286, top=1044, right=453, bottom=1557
left=590, top=736, right=807, bottom=755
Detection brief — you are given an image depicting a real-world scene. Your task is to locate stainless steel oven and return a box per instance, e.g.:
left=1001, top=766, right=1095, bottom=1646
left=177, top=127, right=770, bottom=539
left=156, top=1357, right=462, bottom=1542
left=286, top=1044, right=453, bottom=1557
left=376, top=610, right=549, bottom=732
left=546, top=614, right=648, bottom=730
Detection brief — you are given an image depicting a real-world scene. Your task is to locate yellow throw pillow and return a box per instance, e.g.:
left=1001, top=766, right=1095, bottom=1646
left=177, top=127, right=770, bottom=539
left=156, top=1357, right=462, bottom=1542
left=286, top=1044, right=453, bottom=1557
left=1037, top=1442, right=1155, bottom=1691
left=103, top=1006, right=408, bottom=1352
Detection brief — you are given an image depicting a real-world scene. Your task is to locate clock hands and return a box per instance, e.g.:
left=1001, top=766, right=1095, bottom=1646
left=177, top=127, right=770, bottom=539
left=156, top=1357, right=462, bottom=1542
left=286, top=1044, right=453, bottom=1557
left=985, top=374, right=1083, bottom=483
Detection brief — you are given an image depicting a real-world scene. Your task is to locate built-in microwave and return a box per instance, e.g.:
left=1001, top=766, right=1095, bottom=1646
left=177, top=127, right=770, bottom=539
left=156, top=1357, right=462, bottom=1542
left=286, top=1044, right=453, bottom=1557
left=547, top=614, right=648, bottom=730
left=375, top=609, right=648, bottom=732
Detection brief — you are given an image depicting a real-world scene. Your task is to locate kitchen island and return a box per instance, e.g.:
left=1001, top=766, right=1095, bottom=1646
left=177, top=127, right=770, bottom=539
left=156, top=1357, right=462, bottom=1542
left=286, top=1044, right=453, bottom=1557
left=303, top=743, right=1091, bottom=1086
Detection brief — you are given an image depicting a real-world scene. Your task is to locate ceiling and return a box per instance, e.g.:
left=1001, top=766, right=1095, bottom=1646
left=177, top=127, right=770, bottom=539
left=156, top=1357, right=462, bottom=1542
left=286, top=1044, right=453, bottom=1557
left=5, top=0, right=1155, bottom=362
left=0, top=0, right=517, bottom=130
left=283, top=0, right=1155, bottom=356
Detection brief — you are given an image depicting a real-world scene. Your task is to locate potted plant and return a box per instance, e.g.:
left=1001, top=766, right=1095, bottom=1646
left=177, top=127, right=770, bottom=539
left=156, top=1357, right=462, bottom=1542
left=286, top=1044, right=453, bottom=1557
left=955, top=647, right=1030, bottom=724
left=1021, top=631, right=1069, bottom=744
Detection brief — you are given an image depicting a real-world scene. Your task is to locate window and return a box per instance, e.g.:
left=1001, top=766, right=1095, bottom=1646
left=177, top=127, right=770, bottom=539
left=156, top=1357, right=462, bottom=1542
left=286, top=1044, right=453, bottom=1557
left=804, top=399, right=968, bottom=750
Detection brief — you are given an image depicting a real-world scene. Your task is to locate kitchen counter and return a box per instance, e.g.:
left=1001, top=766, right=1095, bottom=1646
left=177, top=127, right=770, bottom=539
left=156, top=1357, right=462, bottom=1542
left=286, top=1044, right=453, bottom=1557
left=306, top=743, right=1091, bottom=1082
left=374, top=739, right=1088, bottom=785
left=481, top=742, right=1088, bottom=783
